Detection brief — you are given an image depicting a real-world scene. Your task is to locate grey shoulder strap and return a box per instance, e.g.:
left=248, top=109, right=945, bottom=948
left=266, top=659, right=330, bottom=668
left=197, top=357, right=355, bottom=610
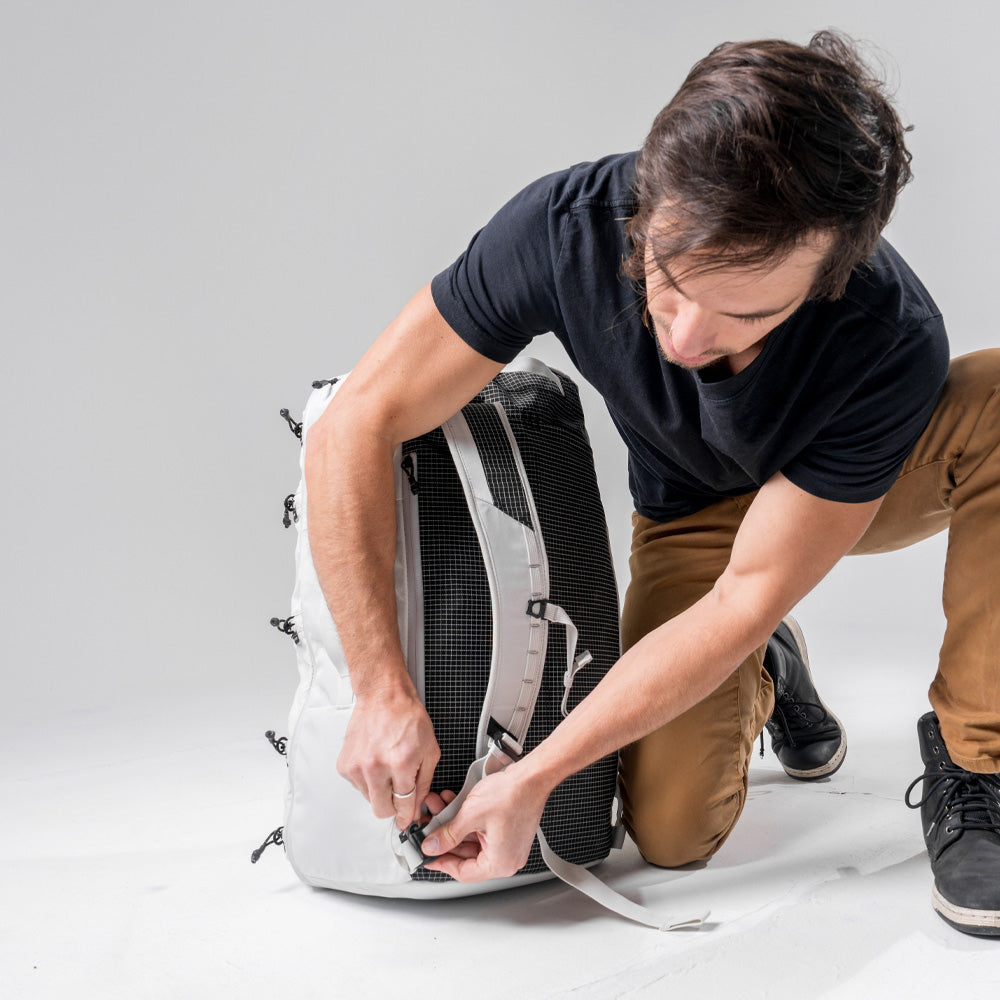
left=441, top=401, right=550, bottom=752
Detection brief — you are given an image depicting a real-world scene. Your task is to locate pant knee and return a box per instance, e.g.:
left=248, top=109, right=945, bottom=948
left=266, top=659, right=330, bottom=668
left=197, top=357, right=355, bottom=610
left=624, top=785, right=746, bottom=868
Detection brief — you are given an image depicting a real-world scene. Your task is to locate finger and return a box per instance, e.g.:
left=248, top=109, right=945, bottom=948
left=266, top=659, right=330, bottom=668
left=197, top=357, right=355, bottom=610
left=367, top=769, right=396, bottom=820
left=390, top=777, right=419, bottom=829
left=420, top=816, right=472, bottom=857
left=440, top=840, right=480, bottom=859
left=425, top=851, right=489, bottom=883
left=420, top=787, right=458, bottom=819
left=422, top=791, right=448, bottom=816
left=335, top=751, right=372, bottom=803
left=412, top=764, right=437, bottom=828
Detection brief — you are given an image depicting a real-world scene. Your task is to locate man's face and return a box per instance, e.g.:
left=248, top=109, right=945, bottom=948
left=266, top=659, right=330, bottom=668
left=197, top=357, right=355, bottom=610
left=643, top=233, right=832, bottom=376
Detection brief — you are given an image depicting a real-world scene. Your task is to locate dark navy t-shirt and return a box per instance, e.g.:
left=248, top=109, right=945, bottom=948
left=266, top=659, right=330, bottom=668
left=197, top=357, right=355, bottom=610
left=431, top=152, right=950, bottom=521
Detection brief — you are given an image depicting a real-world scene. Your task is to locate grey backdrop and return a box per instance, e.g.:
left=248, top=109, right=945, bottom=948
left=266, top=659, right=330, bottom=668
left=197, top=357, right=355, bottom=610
left=3, top=1, right=995, bottom=738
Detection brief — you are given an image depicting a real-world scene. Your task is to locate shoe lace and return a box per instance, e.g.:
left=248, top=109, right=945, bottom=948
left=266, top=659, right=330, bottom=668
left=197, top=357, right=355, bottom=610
left=768, top=694, right=833, bottom=747
left=905, top=766, right=1000, bottom=836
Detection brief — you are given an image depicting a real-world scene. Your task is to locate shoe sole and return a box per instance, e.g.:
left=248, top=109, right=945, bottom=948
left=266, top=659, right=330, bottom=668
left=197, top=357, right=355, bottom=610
left=932, top=884, right=1000, bottom=937
left=775, top=616, right=847, bottom=781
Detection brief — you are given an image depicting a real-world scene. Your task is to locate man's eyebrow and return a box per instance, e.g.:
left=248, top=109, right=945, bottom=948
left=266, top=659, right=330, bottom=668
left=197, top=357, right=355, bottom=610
left=719, top=298, right=798, bottom=320
left=655, top=266, right=798, bottom=320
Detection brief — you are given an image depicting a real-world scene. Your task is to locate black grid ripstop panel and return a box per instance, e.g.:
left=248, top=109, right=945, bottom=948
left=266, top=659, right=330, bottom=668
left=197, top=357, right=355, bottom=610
left=461, top=404, right=533, bottom=528
left=402, top=430, right=490, bottom=821
left=405, top=370, right=620, bottom=881
left=482, top=370, right=620, bottom=870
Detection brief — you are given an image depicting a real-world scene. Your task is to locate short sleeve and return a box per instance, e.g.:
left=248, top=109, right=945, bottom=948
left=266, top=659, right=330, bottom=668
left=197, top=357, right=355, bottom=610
left=783, top=315, right=950, bottom=502
left=431, top=171, right=568, bottom=364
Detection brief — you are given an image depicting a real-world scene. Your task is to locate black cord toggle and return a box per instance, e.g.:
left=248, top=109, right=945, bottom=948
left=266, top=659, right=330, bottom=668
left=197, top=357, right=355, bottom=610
left=279, top=408, right=303, bottom=440
left=250, top=827, right=284, bottom=863
left=269, top=616, right=300, bottom=644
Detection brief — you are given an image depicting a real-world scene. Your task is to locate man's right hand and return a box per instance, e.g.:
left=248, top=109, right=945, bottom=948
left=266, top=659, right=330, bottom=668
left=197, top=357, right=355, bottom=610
left=336, top=683, right=441, bottom=830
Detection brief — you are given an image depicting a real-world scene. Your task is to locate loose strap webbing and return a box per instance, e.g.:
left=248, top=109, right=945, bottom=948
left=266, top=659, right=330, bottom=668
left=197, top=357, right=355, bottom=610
left=527, top=599, right=594, bottom=717
left=536, top=830, right=709, bottom=931
left=398, top=777, right=708, bottom=931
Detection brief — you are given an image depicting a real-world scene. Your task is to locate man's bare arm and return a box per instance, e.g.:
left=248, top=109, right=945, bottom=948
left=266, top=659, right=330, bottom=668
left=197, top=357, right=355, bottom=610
left=423, top=472, right=883, bottom=879
left=305, top=285, right=504, bottom=827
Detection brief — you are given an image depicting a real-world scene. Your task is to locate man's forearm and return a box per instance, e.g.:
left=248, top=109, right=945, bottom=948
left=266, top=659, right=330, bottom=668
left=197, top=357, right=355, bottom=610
left=518, top=473, right=884, bottom=801
left=304, top=409, right=414, bottom=700
left=297, top=286, right=504, bottom=826
left=516, top=584, right=769, bottom=799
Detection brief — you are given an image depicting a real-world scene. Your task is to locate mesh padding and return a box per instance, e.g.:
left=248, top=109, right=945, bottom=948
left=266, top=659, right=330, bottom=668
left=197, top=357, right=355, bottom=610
left=406, top=368, right=620, bottom=881
left=462, top=404, right=533, bottom=528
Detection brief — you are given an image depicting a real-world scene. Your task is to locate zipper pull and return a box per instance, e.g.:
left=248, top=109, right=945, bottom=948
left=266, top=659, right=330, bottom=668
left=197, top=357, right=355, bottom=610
left=282, top=494, right=298, bottom=528
left=265, top=730, right=288, bottom=756
left=279, top=408, right=303, bottom=440
left=250, top=826, right=284, bottom=863
left=311, top=377, right=340, bottom=389
left=401, top=454, right=420, bottom=494
left=269, top=616, right=300, bottom=644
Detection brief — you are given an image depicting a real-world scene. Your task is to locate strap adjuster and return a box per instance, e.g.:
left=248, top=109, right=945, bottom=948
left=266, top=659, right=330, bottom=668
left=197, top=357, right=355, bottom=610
left=398, top=822, right=430, bottom=870
left=487, top=717, right=524, bottom=761
left=526, top=598, right=549, bottom=619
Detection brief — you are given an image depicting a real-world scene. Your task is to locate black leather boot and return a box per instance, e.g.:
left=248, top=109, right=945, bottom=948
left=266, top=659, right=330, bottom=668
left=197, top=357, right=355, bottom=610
left=762, top=617, right=846, bottom=780
left=905, top=712, right=1000, bottom=937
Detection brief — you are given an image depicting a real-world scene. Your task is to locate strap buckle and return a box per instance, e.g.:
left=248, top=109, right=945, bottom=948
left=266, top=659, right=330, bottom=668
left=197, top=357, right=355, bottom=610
left=525, top=598, right=549, bottom=619
left=398, top=822, right=430, bottom=870
left=487, top=717, right=524, bottom=762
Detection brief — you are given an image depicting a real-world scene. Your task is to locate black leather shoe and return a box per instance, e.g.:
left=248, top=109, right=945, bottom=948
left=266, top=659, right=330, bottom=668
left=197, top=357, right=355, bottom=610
left=762, top=617, right=846, bottom=780
left=905, top=712, right=1000, bottom=937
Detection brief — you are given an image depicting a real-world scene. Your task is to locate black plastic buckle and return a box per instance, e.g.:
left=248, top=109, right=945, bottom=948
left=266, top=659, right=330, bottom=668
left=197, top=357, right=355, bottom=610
left=399, top=822, right=431, bottom=869
left=487, top=717, right=524, bottom=762
left=526, top=598, right=549, bottom=619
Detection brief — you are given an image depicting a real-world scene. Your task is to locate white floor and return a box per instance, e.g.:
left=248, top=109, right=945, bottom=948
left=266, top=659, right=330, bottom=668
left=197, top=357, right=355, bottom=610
left=6, top=616, right=1000, bottom=1000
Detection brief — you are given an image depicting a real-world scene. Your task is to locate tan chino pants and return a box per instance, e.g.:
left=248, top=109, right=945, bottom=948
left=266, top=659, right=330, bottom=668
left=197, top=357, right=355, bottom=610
left=619, top=350, right=1000, bottom=868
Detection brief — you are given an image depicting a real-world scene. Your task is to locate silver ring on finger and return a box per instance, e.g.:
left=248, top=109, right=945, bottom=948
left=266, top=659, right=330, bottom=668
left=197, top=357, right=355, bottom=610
left=391, top=785, right=417, bottom=799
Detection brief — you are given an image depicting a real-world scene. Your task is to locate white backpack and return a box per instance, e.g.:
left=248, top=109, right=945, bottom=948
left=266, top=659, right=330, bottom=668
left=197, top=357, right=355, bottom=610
left=256, top=358, right=706, bottom=930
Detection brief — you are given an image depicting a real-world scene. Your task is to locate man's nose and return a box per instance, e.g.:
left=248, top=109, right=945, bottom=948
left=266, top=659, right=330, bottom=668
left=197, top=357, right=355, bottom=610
left=668, top=304, right=713, bottom=356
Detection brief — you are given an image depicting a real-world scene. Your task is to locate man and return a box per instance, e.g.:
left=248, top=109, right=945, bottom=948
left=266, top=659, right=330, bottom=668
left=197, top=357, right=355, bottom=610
left=304, top=31, right=1000, bottom=936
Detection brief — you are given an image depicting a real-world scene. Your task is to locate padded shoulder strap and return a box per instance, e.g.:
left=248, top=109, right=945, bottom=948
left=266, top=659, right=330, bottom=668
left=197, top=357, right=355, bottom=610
left=441, top=401, right=548, bottom=752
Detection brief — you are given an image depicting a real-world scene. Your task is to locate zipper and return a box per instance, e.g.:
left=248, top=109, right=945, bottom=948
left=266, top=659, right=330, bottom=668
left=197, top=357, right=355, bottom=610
left=399, top=451, right=424, bottom=702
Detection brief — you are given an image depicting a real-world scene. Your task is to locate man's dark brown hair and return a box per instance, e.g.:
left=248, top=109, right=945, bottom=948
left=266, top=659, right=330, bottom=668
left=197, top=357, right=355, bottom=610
left=624, top=30, right=913, bottom=300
